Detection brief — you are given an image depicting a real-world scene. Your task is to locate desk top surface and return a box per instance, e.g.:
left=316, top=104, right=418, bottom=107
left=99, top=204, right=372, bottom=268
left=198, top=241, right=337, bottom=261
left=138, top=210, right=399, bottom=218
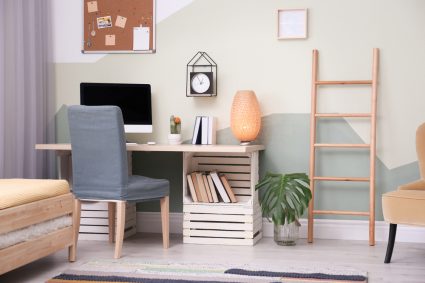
left=36, top=143, right=265, bottom=153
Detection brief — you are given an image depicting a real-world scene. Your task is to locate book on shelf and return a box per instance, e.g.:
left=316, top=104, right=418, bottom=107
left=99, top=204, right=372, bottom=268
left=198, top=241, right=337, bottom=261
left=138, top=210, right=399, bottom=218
left=191, top=116, right=202, bottom=144
left=206, top=174, right=219, bottom=203
left=186, top=174, right=198, bottom=202
left=195, top=172, right=209, bottom=202
left=219, top=174, right=237, bottom=203
left=191, top=116, right=217, bottom=145
left=201, top=116, right=208, bottom=145
left=190, top=172, right=202, bottom=201
left=208, top=116, right=216, bottom=145
left=202, top=173, right=213, bottom=202
left=209, top=171, right=231, bottom=203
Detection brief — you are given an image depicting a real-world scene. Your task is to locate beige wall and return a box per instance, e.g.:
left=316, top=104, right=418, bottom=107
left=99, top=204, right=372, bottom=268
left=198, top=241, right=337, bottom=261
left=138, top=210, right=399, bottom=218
left=53, top=0, right=425, bottom=170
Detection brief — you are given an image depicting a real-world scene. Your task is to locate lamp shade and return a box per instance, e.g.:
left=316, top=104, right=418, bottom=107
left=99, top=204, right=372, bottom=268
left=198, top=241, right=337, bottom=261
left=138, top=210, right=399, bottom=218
left=230, top=90, right=261, bottom=144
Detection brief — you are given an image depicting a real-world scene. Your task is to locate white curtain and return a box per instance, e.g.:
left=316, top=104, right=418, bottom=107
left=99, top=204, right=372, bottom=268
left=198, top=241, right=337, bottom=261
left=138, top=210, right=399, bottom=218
left=0, top=0, right=54, bottom=178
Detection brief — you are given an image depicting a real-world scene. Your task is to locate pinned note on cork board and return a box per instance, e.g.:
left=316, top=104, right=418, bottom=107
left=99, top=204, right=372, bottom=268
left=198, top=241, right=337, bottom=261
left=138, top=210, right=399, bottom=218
left=83, top=0, right=155, bottom=53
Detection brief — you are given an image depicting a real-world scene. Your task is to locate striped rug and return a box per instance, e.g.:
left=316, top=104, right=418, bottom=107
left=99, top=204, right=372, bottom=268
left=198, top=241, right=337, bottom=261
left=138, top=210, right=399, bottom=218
left=47, top=260, right=367, bottom=283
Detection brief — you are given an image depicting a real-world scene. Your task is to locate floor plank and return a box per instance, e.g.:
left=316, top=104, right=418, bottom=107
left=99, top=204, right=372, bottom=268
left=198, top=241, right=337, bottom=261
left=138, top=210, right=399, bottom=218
left=1, top=233, right=424, bottom=283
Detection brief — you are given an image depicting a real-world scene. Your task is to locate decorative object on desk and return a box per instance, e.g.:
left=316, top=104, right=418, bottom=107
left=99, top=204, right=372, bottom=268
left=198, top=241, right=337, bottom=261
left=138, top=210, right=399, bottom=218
left=186, top=51, right=217, bottom=97
left=278, top=9, right=308, bottom=39
left=256, top=172, right=311, bottom=246
left=191, top=116, right=216, bottom=145
left=230, top=90, right=261, bottom=145
left=170, top=115, right=181, bottom=134
left=168, top=115, right=182, bottom=145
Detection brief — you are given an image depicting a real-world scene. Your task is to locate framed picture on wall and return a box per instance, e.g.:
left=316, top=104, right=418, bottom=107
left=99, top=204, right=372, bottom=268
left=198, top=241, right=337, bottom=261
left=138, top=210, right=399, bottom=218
left=277, top=9, right=308, bottom=39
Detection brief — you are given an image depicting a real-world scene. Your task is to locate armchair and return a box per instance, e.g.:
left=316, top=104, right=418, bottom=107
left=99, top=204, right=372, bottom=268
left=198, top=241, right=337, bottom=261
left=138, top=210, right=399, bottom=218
left=382, top=123, right=425, bottom=263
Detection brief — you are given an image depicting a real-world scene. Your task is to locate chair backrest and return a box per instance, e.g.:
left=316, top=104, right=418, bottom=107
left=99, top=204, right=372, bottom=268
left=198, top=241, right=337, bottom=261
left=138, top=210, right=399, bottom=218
left=68, top=105, right=128, bottom=200
left=417, top=123, right=425, bottom=179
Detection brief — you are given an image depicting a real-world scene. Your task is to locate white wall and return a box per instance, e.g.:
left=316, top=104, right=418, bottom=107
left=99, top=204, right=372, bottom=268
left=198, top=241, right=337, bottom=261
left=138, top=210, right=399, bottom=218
left=51, top=0, right=425, bottom=170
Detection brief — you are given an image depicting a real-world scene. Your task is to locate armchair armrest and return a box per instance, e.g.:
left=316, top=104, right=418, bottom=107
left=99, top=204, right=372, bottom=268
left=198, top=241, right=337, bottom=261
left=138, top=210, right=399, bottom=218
left=398, top=179, right=425, bottom=191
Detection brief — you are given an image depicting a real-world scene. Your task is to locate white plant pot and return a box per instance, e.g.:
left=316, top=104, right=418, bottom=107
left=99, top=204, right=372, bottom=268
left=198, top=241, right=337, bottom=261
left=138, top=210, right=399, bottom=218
left=168, top=134, right=182, bottom=145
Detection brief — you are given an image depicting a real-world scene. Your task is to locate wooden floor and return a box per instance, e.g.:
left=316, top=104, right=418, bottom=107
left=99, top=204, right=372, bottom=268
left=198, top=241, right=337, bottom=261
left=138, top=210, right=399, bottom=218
left=1, top=233, right=425, bottom=283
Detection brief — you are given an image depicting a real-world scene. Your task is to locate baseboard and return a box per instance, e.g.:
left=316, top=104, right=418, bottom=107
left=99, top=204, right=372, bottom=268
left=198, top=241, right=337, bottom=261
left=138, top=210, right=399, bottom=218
left=136, top=212, right=425, bottom=243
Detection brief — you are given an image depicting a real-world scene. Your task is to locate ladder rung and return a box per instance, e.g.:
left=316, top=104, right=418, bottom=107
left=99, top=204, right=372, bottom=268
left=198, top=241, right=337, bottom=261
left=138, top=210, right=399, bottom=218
left=314, top=143, right=370, bottom=148
left=315, top=113, right=372, bottom=118
left=313, top=176, right=370, bottom=182
left=313, top=210, right=370, bottom=216
left=315, top=80, right=372, bottom=85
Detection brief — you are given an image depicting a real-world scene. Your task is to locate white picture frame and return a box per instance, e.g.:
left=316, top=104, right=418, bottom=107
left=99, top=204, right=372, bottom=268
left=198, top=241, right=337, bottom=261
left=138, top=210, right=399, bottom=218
left=278, top=9, right=308, bottom=39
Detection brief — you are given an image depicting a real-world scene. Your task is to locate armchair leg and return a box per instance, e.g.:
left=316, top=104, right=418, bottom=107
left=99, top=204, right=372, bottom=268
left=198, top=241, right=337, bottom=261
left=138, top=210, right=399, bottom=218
left=385, top=223, right=397, bottom=263
left=160, top=196, right=169, bottom=248
left=114, top=201, right=126, bottom=259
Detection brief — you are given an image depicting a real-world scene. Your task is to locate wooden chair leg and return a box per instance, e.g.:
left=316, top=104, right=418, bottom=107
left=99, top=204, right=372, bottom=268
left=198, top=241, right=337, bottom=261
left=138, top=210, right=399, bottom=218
left=108, top=202, right=116, bottom=243
left=69, top=198, right=81, bottom=262
left=160, top=196, right=169, bottom=248
left=114, top=201, right=126, bottom=259
left=385, top=223, right=397, bottom=263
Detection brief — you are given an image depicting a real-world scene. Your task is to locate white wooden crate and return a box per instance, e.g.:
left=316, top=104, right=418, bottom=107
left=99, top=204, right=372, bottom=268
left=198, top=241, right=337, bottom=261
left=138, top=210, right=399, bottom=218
left=79, top=201, right=137, bottom=241
left=183, top=203, right=262, bottom=245
left=182, top=152, right=262, bottom=245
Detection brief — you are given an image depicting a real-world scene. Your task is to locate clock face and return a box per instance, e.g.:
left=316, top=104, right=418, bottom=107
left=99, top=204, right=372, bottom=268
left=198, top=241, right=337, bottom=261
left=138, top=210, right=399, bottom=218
left=190, top=72, right=212, bottom=94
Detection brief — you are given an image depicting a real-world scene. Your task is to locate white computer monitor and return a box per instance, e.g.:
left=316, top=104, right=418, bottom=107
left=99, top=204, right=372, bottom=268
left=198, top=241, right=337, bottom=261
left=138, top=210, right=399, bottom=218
left=80, top=82, right=153, bottom=133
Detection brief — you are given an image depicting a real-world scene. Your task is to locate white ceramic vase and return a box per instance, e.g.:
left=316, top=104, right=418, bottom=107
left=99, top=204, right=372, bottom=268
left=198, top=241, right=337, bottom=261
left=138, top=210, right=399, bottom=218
left=168, top=134, right=182, bottom=145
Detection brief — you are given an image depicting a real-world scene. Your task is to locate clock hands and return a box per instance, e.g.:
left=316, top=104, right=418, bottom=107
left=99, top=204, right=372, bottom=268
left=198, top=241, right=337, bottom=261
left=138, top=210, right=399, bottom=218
left=196, top=76, right=204, bottom=85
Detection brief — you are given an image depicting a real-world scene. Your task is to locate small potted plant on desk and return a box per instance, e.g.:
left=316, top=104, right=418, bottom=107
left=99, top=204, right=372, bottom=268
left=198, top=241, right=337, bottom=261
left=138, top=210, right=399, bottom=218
left=168, top=115, right=182, bottom=145
left=255, top=172, right=311, bottom=246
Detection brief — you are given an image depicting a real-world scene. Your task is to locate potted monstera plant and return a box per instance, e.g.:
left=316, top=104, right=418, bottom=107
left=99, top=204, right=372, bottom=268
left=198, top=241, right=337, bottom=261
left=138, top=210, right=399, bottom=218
left=255, top=172, right=311, bottom=246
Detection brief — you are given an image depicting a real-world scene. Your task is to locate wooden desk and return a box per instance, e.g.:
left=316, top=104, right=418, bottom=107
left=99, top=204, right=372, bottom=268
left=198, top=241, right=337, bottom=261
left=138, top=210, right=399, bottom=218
left=36, top=143, right=265, bottom=245
left=35, top=143, right=264, bottom=153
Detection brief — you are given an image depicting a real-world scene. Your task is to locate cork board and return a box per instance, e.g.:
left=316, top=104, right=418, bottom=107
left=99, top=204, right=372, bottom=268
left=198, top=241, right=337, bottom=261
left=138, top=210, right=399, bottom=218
left=83, top=0, right=155, bottom=53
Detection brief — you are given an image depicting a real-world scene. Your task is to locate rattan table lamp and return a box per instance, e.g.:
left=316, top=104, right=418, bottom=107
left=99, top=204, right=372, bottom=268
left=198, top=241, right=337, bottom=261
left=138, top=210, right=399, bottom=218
left=230, top=90, right=261, bottom=145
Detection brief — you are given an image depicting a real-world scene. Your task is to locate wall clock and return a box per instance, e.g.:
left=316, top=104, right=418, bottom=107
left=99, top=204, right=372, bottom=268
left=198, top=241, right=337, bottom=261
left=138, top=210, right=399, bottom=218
left=186, top=52, right=217, bottom=97
left=190, top=72, right=213, bottom=95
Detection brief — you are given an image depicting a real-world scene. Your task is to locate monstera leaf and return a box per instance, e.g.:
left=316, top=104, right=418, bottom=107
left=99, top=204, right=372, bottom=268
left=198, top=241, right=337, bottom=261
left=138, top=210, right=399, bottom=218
left=255, top=172, right=311, bottom=226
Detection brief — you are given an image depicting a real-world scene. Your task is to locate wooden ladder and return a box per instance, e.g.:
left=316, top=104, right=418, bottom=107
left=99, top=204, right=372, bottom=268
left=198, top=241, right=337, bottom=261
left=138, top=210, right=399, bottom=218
left=308, top=48, right=379, bottom=246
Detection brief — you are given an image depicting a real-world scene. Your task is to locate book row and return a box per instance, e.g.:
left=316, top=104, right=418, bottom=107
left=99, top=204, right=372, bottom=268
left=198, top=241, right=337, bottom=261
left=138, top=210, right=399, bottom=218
left=186, top=171, right=237, bottom=203
left=191, top=116, right=216, bottom=145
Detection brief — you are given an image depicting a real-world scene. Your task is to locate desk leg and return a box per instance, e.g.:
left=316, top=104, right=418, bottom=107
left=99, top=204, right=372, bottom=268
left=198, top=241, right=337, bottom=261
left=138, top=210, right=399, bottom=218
left=57, top=150, right=72, bottom=187
left=126, top=152, right=137, bottom=238
left=127, top=152, right=132, bottom=175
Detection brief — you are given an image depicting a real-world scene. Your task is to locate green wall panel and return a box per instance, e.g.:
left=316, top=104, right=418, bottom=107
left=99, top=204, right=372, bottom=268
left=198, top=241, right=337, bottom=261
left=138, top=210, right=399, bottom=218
left=56, top=111, right=420, bottom=219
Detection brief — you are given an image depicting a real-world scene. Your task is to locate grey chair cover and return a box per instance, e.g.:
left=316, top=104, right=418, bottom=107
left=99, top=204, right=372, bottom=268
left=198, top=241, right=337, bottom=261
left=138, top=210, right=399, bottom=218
left=68, top=105, right=169, bottom=201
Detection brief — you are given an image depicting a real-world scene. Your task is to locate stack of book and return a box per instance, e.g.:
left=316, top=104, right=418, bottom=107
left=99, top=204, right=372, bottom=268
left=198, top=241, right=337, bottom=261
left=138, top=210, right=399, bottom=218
left=191, top=116, right=216, bottom=145
left=186, top=171, right=237, bottom=203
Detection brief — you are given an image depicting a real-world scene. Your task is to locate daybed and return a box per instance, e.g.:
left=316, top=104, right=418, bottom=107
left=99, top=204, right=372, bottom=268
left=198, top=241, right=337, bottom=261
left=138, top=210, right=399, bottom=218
left=0, top=179, right=76, bottom=275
